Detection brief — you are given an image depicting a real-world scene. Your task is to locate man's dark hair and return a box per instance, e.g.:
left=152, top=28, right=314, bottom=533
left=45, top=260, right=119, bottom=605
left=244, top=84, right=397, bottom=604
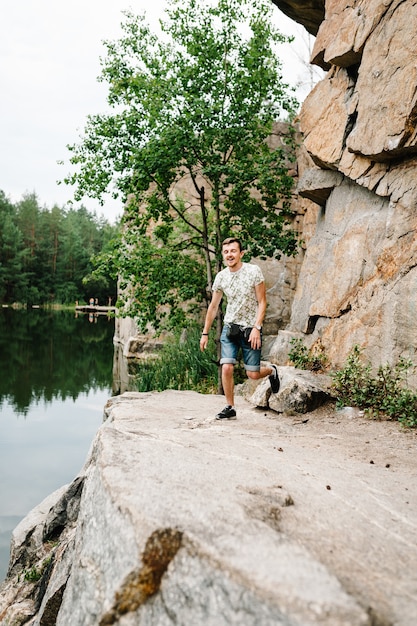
left=222, top=237, right=242, bottom=251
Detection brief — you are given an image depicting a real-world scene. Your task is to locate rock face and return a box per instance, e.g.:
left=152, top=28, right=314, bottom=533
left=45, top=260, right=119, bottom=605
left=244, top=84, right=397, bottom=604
left=2, top=390, right=417, bottom=626
left=272, top=0, right=325, bottom=36
left=271, top=0, right=417, bottom=382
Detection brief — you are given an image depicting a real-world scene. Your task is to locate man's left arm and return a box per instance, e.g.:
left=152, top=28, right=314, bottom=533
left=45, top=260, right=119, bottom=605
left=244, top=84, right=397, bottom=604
left=249, top=281, right=267, bottom=349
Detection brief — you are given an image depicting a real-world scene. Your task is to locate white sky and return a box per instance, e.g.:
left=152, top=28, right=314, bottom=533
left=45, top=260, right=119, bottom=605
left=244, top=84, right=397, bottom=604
left=0, top=1, right=321, bottom=224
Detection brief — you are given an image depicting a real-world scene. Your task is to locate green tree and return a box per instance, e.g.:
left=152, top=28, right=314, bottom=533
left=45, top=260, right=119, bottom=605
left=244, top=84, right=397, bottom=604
left=0, top=189, right=118, bottom=305
left=15, top=192, right=41, bottom=303
left=64, top=0, right=300, bottom=334
left=0, top=191, right=29, bottom=302
left=57, top=206, right=118, bottom=304
left=34, top=205, right=64, bottom=302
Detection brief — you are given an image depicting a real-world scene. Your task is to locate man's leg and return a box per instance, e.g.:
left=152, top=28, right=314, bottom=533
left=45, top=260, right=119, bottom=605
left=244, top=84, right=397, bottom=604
left=215, top=326, right=239, bottom=419
left=246, top=365, right=272, bottom=381
left=247, top=365, right=280, bottom=393
left=222, top=363, right=235, bottom=406
left=243, top=342, right=280, bottom=394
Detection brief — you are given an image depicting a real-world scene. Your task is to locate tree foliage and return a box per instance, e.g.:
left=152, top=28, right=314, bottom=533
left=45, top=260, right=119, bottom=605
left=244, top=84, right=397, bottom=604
left=65, top=0, right=300, bottom=331
left=0, top=190, right=118, bottom=305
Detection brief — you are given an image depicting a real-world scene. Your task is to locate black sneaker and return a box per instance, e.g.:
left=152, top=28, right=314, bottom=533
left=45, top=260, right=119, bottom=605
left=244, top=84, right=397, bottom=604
left=269, top=364, right=280, bottom=394
left=215, top=405, right=237, bottom=420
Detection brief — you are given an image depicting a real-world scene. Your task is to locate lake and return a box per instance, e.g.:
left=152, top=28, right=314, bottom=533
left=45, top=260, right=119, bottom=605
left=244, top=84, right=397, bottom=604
left=0, top=308, right=117, bottom=583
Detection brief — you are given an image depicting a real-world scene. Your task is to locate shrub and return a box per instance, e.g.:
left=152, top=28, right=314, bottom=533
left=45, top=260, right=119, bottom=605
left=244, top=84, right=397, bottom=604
left=331, top=345, right=417, bottom=428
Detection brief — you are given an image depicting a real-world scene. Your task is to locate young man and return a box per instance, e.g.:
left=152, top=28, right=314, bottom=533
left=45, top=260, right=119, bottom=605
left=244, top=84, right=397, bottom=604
left=200, top=237, right=280, bottom=420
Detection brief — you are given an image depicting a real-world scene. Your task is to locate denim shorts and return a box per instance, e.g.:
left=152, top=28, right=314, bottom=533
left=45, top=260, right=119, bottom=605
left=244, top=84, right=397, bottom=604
left=220, top=324, right=261, bottom=372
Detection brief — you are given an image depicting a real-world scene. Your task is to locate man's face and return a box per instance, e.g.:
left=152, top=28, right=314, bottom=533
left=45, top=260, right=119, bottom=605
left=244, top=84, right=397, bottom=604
left=222, top=242, right=244, bottom=269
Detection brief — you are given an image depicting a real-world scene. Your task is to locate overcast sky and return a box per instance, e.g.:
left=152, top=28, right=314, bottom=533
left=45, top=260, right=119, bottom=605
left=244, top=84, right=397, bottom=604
left=0, top=1, right=320, bottom=224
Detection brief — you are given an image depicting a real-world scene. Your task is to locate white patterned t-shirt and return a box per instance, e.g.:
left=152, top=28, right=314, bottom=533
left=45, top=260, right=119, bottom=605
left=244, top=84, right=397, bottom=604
left=212, top=262, right=265, bottom=326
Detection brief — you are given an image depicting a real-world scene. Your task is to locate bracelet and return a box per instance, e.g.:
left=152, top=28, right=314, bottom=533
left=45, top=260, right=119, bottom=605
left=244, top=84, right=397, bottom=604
left=202, top=333, right=208, bottom=336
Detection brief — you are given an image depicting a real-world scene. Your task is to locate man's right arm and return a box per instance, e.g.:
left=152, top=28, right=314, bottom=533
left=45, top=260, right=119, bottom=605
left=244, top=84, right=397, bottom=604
left=200, top=290, right=223, bottom=351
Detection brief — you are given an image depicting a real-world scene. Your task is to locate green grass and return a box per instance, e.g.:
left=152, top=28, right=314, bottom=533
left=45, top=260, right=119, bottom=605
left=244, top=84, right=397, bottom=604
left=133, top=326, right=219, bottom=393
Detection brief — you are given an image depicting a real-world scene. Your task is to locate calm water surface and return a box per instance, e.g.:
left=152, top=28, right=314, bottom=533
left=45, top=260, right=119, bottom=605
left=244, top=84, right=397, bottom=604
left=0, top=308, right=115, bottom=582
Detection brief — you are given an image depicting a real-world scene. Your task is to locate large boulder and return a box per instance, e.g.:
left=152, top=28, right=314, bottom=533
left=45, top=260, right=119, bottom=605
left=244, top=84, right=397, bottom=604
left=240, top=365, right=333, bottom=414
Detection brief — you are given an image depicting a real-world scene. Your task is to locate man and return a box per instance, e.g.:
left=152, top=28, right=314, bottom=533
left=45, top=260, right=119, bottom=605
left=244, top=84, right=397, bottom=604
left=200, top=237, right=280, bottom=420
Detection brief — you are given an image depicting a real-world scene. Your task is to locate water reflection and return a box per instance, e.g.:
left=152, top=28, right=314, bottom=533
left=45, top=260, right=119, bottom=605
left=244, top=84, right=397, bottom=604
left=112, top=343, right=144, bottom=395
left=0, top=308, right=115, bottom=582
left=0, top=308, right=115, bottom=415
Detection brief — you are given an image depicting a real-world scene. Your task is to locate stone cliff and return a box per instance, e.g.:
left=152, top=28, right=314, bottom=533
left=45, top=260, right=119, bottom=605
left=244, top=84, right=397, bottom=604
left=271, top=0, right=417, bottom=380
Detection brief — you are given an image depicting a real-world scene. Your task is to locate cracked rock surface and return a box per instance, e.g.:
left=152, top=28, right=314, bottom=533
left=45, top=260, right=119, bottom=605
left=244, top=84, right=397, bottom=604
left=1, top=390, right=416, bottom=626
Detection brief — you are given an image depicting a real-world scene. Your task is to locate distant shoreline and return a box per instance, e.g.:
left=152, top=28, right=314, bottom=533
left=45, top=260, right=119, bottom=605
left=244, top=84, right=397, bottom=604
left=75, top=305, right=116, bottom=314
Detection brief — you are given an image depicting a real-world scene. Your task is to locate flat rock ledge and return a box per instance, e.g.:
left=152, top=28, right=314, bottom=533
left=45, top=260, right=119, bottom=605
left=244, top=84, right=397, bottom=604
left=1, top=390, right=417, bottom=626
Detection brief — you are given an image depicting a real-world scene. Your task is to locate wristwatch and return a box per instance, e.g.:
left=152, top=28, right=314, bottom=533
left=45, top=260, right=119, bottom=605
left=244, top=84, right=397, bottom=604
left=254, top=324, right=262, bottom=331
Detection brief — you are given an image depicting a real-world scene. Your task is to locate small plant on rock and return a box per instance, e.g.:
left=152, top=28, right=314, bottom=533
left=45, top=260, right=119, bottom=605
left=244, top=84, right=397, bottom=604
left=22, top=556, right=52, bottom=583
left=288, top=337, right=328, bottom=372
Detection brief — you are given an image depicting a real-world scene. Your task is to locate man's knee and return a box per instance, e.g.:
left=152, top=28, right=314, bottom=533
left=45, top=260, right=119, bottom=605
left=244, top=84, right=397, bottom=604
left=246, top=370, right=261, bottom=380
left=222, top=363, right=234, bottom=377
